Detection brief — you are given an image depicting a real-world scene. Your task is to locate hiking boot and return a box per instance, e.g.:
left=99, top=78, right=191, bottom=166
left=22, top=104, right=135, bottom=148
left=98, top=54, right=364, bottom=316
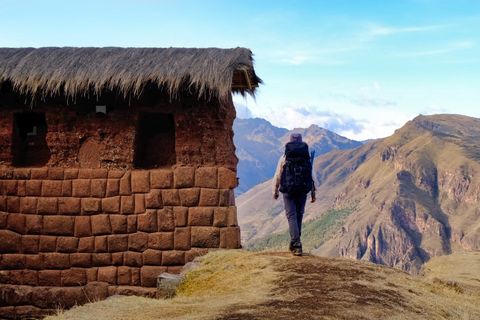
left=288, top=243, right=295, bottom=252
left=292, top=246, right=303, bottom=256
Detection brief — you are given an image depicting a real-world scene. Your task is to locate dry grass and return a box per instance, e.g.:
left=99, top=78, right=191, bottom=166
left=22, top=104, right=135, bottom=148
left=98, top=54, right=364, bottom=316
left=46, top=250, right=278, bottom=320
left=0, top=47, right=261, bottom=102
left=46, top=251, right=480, bottom=320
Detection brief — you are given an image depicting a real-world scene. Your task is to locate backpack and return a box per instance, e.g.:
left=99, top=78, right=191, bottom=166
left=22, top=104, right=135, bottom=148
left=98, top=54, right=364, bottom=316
left=279, top=141, right=313, bottom=195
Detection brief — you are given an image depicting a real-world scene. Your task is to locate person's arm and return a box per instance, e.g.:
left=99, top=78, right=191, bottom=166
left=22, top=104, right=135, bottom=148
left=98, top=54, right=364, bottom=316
left=272, top=155, right=285, bottom=199
left=311, top=179, right=316, bottom=203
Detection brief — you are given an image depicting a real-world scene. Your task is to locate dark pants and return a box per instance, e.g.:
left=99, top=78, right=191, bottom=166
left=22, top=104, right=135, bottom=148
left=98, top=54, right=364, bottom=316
left=283, top=192, right=307, bottom=247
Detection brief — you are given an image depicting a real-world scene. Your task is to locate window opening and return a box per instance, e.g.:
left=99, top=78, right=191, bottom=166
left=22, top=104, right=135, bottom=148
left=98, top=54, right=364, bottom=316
left=12, top=112, right=50, bottom=166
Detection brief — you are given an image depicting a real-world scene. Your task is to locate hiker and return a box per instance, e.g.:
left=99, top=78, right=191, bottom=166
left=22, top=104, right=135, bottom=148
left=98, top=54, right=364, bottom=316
left=273, top=133, right=316, bottom=256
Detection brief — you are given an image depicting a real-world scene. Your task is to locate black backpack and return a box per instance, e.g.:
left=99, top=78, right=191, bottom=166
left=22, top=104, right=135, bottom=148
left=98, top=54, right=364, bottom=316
left=279, top=141, right=313, bottom=195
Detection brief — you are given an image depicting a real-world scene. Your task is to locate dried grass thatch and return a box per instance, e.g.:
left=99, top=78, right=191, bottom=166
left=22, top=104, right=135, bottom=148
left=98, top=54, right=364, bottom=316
left=0, top=47, right=261, bottom=102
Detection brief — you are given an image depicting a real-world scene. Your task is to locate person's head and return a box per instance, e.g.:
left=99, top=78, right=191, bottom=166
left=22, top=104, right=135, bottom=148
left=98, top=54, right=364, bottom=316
left=290, top=133, right=302, bottom=143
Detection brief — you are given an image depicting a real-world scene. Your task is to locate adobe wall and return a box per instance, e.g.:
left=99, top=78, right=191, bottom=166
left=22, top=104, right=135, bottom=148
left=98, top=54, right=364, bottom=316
left=0, top=166, right=240, bottom=318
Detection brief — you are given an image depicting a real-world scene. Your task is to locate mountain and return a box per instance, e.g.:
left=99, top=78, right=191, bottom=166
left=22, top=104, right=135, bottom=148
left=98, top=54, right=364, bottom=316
left=233, top=118, right=361, bottom=194
left=238, top=114, right=480, bottom=273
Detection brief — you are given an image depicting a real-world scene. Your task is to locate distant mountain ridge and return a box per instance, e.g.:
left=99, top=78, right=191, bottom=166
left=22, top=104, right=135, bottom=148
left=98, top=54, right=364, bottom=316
left=233, top=118, right=362, bottom=194
left=238, top=114, right=480, bottom=273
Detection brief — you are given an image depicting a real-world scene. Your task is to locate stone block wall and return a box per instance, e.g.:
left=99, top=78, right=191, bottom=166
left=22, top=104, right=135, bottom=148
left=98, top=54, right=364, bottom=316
left=0, top=166, right=240, bottom=318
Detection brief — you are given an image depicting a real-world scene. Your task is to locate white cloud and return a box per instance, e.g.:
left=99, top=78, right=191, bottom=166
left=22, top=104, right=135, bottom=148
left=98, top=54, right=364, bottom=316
left=395, top=40, right=475, bottom=57
left=366, top=23, right=446, bottom=37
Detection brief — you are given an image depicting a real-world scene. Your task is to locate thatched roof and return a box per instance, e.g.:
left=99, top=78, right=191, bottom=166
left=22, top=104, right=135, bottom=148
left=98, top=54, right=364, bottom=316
left=0, top=47, right=261, bottom=102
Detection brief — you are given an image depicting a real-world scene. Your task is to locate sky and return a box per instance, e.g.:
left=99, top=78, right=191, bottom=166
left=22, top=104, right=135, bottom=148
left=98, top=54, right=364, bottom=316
left=1, top=0, right=480, bottom=140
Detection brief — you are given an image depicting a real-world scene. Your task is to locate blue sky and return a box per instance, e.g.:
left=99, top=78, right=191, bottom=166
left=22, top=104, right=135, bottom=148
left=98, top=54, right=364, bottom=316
left=1, top=0, right=479, bottom=140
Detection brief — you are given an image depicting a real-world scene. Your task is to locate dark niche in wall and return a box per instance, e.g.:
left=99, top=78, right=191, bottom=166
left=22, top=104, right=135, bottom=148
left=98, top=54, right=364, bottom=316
left=134, top=113, right=176, bottom=168
left=12, top=112, right=51, bottom=167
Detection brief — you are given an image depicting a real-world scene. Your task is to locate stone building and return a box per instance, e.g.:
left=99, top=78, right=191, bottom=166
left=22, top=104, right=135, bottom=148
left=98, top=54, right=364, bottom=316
left=0, top=47, right=260, bottom=318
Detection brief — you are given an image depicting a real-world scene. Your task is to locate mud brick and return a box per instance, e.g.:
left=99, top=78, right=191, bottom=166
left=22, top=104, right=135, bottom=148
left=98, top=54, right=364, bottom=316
left=134, top=193, right=145, bottom=213
left=213, top=207, right=228, bottom=227
left=21, top=235, right=40, bottom=253
left=43, top=216, right=74, bottom=235
left=108, top=234, right=128, bottom=252
left=42, top=252, right=70, bottom=269
left=174, top=227, right=191, bottom=250
left=3, top=180, right=17, bottom=195
left=64, top=168, right=79, bottom=179
left=220, top=227, right=241, bottom=249
left=188, top=207, right=214, bottom=226
left=42, top=180, right=63, bottom=197
left=25, top=254, right=44, bottom=269
left=39, top=236, right=57, bottom=252
left=97, top=266, right=117, bottom=284
left=37, top=197, right=58, bottom=214
left=0, top=167, right=13, bottom=179
left=128, top=232, right=148, bottom=251
left=148, top=232, right=174, bottom=250
left=102, top=196, right=120, bottom=213
left=95, top=236, right=108, bottom=253
left=125, top=251, right=143, bottom=267
left=158, top=207, right=175, bottom=231
left=131, top=267, right=141, bottom=285
left=25, top=180, right=42, bottom=196
left=91, top=179, right=107, bottom=198
left=91, top=169, right=108, bottom=179
left=25, top=215, right=43, bottom=234
left=86, top=268, right=98, bottom=282
left=20, top=197, right=37, bottom=214
left=143, top=249, right=162, bottom=265
left=218, top=189, right=232, bottom=206
left=217, top=167, right=237, bottom=189
left=141, top=266, right=166, bottom=287
left=6, top=196, right=20, bottom=213
left=161, top=190, right=178, bottom=206
left=179, top=188, right=200, bottom=207
left=119, top=172, right=131, bottom=195
left=92, top=253, right=112, bottom=266
left=61, top=268, right=87, bottom=286
left=58, top=197, right=81, bottom=214
left=185, top=248, right=209, bottom=263
left=127, top=215, right=137, bottom=233
left=227, top=206, right=238, bottom=226
left=117, top=266, right=131, bottom=285
left=0, top=195, right=5, bottom=211
left=72, top=179, right=91, bottom=197
left=78, top=169, right=93, bottom=179
left=174, top=207, right=188, bottom=227
left=11, top=269, right=38, bottom=285
left=70, top=253, right=91, bottom=267
left=0, top=211, right=6, bottom=228
left=17, top=180, right=26, bottom=196
left=162, top=251, right=185, bottom=266
left=145, top=189, right=162, bottom=209
left=7, top=213, right=25, bottom=233
left=174, top=167, right=195, bottom=188
left=74, top=216, right=91, bottom=237
left=13, top=168, right=31, bottom=180
left=195, top=167, right=218, bottom=188
left=150, top=169, right=173, bottom=189
left=121, top=196, right=134, bottom=214
left=38, top=270, right=61, bottom=286
left=106, top=179, right=119, bottom=197
left=132, top=171, right=150, bottom=193
left=48, top=168, right=64, bottom=180
left=110, top=215, right=127, bottom=233
left=57, top=237, right=79, bottom=253
left=108, top=170, right=125, bottom=179
left=138, top=210, right=157, bottom=232
left=91, top=214, right=111, bottom=235
left=1, top=253, right=24, bottom=268
left=112, top=252, right=124, bottom=265
left=78, top=237, right=94, bottom=252
left=191, top=227, right=220, bottom=248
left=62, top=181, right=72, bottom=196
left=80, top=198, right=100, bottom=215
left=199, top=189, right=219, bottom=206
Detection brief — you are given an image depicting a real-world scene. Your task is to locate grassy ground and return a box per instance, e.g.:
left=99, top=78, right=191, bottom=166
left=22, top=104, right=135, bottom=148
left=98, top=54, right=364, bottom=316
left=47, top=250, right=480, bottom=320
left=246, top=209, right=352, bottom=252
